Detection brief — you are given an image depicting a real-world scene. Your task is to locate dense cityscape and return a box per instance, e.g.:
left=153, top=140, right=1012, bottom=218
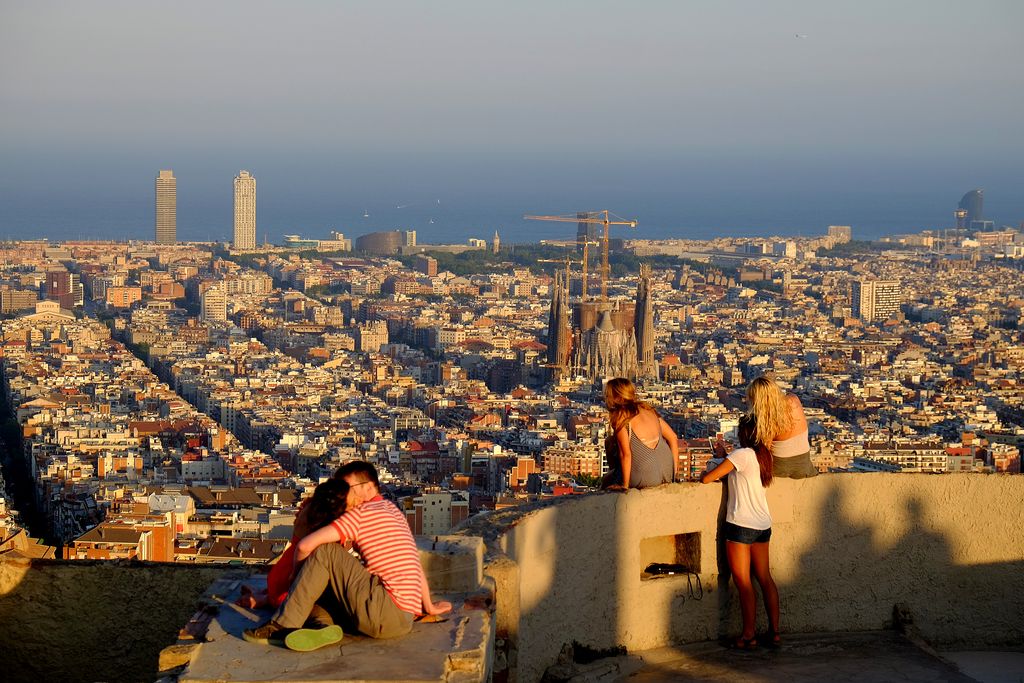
left=4, top=3, right=1024, bottom=681
left=0, top=173, right=1020, bottom=564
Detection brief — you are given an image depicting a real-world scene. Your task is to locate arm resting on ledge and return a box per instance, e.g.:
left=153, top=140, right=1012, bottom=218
left=421, top=574, right=452, bottom=616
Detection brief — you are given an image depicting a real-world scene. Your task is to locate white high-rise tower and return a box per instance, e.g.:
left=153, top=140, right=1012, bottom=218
left=233, top=170, right=256, bottom=250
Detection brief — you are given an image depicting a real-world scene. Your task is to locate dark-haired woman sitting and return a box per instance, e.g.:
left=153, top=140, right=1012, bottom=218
left=236, top=478, right=350, bottom=616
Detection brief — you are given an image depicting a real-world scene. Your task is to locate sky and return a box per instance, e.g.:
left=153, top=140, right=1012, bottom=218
left=1, top=1, right=1022, bottom=243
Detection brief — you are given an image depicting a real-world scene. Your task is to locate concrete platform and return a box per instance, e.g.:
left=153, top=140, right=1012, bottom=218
left=170, top=535, right=493, bottom=683
left=942, top=651, right=1024, bottom=683
left=177, top=587, right=492, bottom=683
left=580, top=632, right=1017, bottom=683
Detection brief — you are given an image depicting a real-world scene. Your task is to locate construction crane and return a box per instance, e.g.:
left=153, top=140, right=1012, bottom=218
left=537, top=240, right=598, bottom=301
left=537, top=257, right=581, bottom=292
left=524, top=210, right=638, bottom=301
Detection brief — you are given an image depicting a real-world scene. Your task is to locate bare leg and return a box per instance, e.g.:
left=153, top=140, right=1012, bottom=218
left=751, top=541, right=780, bottom=641
left=726, top=541, right=756, bottom=641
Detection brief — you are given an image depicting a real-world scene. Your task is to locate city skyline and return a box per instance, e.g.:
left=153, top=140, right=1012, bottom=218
left=2, top=3, right=1023, bottom=680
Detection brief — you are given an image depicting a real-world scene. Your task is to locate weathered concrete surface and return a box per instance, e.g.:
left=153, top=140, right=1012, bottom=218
left=418, top=535, right=484, bottom=594
left=941, top=651, right=1024, bottom=683
left=179, top=584, right=494, bottom=683
left=626, top=631, right=983, bottom=682
left=0, top=558, right=232, bottom=683
left=475, top=474, right=1024, bottom=683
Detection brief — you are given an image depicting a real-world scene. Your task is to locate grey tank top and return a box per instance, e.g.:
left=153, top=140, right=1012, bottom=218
left=627, top=422, right=675, bottom=488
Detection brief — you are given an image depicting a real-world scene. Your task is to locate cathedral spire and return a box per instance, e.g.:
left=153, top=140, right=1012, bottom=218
left=546, top=271, right=570, bottom=378
left=634, top=263, right=656, bottom=379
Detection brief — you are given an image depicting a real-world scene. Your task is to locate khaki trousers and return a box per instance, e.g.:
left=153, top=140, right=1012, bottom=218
left=273, top=543, right=414, bottom=639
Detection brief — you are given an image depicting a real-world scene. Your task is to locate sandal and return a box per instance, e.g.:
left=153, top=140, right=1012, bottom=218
left=730, top=636, right=758, bottom=650
left=766, top=630, right=782, bottom=648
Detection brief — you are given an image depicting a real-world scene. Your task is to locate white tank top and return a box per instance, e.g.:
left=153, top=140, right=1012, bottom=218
left=771, top=430, right=810, bottom=458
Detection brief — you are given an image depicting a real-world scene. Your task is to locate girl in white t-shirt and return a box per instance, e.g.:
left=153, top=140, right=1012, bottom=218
left=701, top=415, right=781, bottom=649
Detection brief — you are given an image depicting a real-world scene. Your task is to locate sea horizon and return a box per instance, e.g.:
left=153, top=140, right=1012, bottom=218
left=2, top=191, right=1021, bottom=246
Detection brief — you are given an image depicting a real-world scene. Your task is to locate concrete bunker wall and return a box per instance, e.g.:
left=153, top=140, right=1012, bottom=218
left=0, top=559, right=232, bottom=683
left=486, top=474, right=1024, bottom=683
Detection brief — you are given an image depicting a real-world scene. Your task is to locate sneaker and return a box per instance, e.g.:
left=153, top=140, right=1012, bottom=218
left=284, top=624, right=344, bottom=652
left=243, top=620, right=291, bottom=646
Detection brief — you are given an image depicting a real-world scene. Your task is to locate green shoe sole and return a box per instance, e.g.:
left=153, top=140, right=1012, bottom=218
left=284, top=624, right=344, bottom=652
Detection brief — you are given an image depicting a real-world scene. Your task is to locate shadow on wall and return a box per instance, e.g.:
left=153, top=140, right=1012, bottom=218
left=684, top=475, right=1024, bottom=655
left=0, top=559, right=230, bottom=683
left=489, top=474, right=1024, bottom=682
left=498, top=493, right=628, bottom=682
left=784, top=477, right=1024, bottom=646
left=640, top=477, right=1024, bottom=681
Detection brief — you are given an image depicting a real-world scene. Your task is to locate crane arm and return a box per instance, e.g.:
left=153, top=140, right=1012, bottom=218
left=524, top=214, right=637, bottom=227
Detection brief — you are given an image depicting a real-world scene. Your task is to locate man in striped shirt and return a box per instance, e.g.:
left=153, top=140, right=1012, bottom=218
left=244, top=462, right=452, bottom=651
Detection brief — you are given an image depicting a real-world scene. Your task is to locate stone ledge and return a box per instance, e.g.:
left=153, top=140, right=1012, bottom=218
left=170, top=580, right=494, bottom=683
left=166, top=537, right=493, bottom=683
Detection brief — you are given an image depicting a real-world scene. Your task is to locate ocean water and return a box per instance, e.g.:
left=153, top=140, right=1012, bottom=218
left=1, top=157, right=1021, bottom=245
left=3, top=193, right=1021, bottom=246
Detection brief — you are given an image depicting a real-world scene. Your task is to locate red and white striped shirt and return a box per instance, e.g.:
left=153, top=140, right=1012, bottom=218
left=331, top=497, right=424, bottom=615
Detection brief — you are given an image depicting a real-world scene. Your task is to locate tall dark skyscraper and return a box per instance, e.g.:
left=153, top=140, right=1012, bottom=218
left=546, top=271, right=571, bottom=377
left=959, top=189, right=984, bottom=228
left=633, top=264, right=656, bottom=379
left=576, top=212, right=599, bottom=247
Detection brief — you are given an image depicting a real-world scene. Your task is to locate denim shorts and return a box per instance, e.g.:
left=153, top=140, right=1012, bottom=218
left=723, top=521, right=772, bottom=544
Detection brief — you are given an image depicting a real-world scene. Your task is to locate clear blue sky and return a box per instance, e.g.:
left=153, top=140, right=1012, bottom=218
left=1, top=1, right=1022, bottom=241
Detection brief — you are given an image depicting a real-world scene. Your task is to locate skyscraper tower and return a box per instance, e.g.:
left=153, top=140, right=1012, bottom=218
left=851, top=278, right=900, bottom=322
left=234, top=171, right=256, bottom=250
left=576, top=212, right=599, bottom=248
left=546, top=271, right=570, bottom=377
left=958, top=189, right=984, bottom=229
left=492, top=230, right=501, bottom=255
left=634, top=264, right=656, bottom=379
left=576, top=212, right=599, bottom=293
left=155, top=170, right=176, bottom=244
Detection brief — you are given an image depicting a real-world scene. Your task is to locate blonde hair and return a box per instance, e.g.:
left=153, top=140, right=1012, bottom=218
left=745, top=375, right=792, bottom=447
left=604, top=377, right=652, bottom=432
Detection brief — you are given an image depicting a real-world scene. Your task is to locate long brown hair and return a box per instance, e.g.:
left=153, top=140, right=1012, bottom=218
left=604, top=377, right=652, bottom=432
left=746, top=375, right=792, bottom=447
left=738, top=414, right=773, bottom=487
left=305, top=478, right=350, bottom=530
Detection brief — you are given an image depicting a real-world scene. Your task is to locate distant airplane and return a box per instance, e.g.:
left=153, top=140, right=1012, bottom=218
left=795, top=33, right=808, bottom=38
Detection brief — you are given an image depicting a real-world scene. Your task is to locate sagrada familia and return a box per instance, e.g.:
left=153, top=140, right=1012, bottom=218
left=546, top=264, right=657, bottom=383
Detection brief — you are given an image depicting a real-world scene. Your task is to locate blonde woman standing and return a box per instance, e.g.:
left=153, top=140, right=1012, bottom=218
left=746, top=376, right=817, bottom=479
left=603, top=377, right=677, bottom=489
